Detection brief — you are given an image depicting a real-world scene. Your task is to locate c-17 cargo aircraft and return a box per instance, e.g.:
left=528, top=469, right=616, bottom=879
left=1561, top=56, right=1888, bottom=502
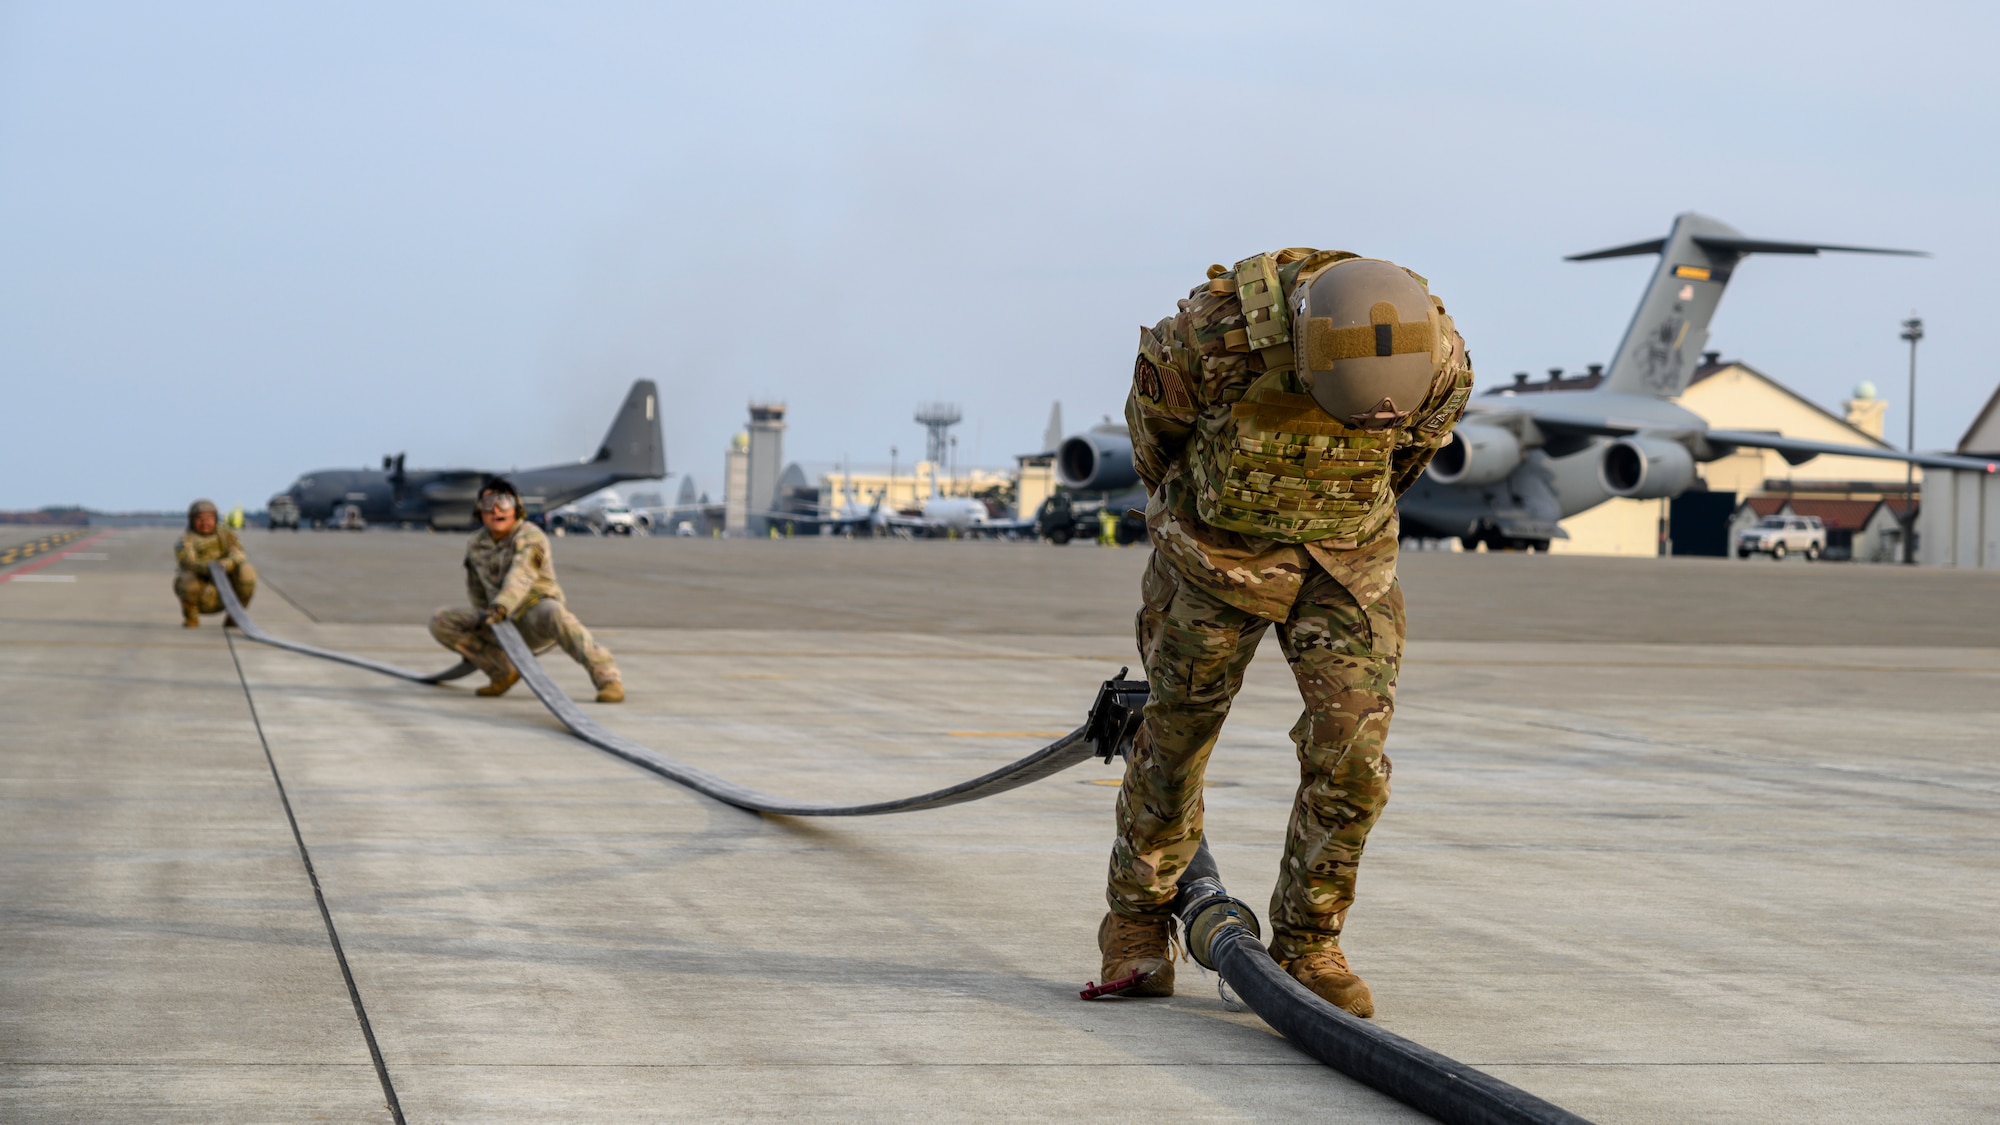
left=1049, top=214, right=1997, bottom=551
left=1399, top=213, right=1996, bottom=549
left=275, top=380, right=666, bottom=530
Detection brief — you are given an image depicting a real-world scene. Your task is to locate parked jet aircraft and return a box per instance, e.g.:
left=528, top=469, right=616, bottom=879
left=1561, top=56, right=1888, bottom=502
left=1400, top=212, right=1996, bottom=549
left=275, top=381, right=665, bottom=530
left=764, top=475, right=891, bottom=537
left=766, top=472, right=1036, bottom=538
left=1051, top=214, right=1998, bottom=551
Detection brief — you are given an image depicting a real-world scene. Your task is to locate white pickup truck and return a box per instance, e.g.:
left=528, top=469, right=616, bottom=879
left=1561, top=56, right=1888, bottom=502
left=1737, top=514, right=1825, bottom=560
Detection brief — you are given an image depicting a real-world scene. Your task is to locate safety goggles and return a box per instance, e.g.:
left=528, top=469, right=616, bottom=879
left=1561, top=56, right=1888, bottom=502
left=477, top=494, right=519, bottom=513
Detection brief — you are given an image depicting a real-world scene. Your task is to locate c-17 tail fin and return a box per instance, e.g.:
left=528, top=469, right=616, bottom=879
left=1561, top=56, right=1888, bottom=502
left=1573, top=212, right=1925, bottom=399
left=592, top=380, right=666, bottom=477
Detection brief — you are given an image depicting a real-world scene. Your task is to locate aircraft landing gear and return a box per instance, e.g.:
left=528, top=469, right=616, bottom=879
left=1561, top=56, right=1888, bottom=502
left=1462, top=529, right=1548, bottom=553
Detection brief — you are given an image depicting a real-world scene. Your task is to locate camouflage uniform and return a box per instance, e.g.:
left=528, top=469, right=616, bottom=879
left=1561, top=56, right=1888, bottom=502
left=1109, top=248, right=1471, bottom=965
left=174, top=527, right=256, bottom=618
left=429, top=521, right=621, bottom=690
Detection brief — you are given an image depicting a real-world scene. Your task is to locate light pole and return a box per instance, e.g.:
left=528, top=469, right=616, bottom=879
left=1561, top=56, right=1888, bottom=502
left=1900, top=314, right=1924, bottom=564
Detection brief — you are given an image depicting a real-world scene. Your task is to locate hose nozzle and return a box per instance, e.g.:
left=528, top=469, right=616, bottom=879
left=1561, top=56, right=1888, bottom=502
left=1175, top=876, right=1261, bottom=971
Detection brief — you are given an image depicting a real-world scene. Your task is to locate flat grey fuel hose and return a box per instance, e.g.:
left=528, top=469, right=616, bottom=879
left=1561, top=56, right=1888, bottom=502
left=1174, top=840, right=1593, bottom=1125
left=213, top=561, right=1103, bottom=814
left=211, top=563, right=475, bottom=684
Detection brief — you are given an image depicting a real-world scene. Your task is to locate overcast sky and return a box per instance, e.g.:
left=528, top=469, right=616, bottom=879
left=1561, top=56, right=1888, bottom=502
left=3, top=1, right=1994, bottom=510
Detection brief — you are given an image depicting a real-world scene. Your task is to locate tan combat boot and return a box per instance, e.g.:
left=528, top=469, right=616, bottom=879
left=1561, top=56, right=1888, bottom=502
left=476, top=670, right=520, bottom=697
left=182, top=604, right=201, bottom=628
left=1096, top=912, right=1176, bottom=997
left=1284, top=947, right=1374, bottom=1018
left=595, top=681, right=624, bottom=704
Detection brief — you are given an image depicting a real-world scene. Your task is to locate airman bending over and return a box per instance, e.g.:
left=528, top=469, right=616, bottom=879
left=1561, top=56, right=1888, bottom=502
left=174, top=498, right=256, bottom=627
left=429, top=477, right=624, bottom=703
left=1100, top=250, right=1472, bottom=1016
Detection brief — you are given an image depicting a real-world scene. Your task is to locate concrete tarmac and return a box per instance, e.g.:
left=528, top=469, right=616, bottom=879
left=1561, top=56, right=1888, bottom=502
left=4, top=530, right=1997, bottom=1122
left=250, top=528, right=2000, bottom=645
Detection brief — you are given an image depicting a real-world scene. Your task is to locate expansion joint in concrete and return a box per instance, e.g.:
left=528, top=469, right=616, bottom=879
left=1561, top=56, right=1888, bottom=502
left=225, top=632, right=404, bottom=1125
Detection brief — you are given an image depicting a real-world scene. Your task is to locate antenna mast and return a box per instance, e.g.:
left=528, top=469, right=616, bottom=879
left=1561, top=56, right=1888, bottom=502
left=913, top=402, right=962, bottom=472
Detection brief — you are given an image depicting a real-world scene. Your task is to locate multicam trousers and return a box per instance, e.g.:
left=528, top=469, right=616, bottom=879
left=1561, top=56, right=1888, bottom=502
left=1107, top=551, right=1404, bottom=963
left=429, top=600, right=622, bottom=689
left=174, top=565, right=257, bottom=615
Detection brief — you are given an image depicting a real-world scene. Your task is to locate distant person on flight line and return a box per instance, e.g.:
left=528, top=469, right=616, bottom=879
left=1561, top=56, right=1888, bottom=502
left=174, top=498, right=256, bottom=628
left=428, top=477, right=624, bottom=702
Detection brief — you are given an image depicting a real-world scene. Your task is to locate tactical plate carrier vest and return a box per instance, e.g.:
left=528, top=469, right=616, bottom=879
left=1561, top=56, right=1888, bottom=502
left=1185, top=251, right=1462, bottom=546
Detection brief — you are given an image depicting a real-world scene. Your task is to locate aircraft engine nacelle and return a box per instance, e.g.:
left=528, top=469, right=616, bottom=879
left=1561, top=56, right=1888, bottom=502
left=1425, top=424, right=1522, bottom=487
left=1599, top=436, right=1696, bottom=499
left=1057, top=431, right=1139, bottom=492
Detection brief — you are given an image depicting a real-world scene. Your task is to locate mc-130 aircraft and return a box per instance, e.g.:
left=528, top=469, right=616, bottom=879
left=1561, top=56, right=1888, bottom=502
left=276, top=380, right=665, bottom=530
left=1050, top=213, right=1998, bottom=550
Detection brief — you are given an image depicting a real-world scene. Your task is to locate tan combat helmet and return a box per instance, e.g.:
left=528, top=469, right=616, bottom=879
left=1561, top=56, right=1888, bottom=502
left=187, top=498, right=219, bottom=530
left=1293, top=258, right=1443, bottom=429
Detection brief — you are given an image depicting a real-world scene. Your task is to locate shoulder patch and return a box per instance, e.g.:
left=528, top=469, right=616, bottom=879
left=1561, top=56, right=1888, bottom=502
left=1136, top=354, right=1192, bottom=410
left=1135, top=355, right=1163, bottom=401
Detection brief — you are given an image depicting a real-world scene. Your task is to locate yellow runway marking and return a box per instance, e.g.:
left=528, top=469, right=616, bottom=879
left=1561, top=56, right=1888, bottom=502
left=0, top=528, right=89, bottom=568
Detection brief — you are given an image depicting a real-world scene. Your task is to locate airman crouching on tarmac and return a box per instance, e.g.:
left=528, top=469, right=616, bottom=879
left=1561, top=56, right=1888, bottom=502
left=1098, top=250, right=1472, bottom=1016
left=429, top=477, right=624, bottom=703
left=174, top=498, right=256, bottom=627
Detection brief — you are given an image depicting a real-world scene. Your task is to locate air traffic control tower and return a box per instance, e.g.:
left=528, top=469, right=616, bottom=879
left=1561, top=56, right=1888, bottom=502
left=745, top=401, right=786, bottom=536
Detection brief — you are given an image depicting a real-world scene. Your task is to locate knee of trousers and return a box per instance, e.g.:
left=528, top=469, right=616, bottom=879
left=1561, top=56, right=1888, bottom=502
left=1290, top=692, right=1395, bottom=767
left=429, top=609, right=480, bottom=646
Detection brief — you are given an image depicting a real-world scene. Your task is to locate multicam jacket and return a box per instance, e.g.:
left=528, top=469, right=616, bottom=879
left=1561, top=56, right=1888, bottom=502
left=174, top=529, right=247, bottom=577
left=1127, top=248, right=1473, bottom=622
left=464, top=521, right=566, bottom=617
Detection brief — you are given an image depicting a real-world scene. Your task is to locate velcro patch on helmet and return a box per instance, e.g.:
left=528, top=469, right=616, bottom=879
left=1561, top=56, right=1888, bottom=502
left=1305, top=308, right=1436, bottom=369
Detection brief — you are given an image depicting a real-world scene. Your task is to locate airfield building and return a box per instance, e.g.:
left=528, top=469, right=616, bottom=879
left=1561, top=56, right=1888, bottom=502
left=1918, top=380, right=2000, bottom=569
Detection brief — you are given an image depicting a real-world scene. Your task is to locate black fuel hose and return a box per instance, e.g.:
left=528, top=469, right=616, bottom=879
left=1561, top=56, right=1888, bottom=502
left=1175, top=841, right=1593, bottom=1125
left=213, top=561, right=1097, bottom=815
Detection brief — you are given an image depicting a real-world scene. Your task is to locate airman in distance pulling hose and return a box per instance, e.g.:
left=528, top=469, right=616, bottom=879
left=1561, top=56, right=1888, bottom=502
left=174, top=498, right=257, bottom=627
left=1101, top=251, right=1473, bottom=1015
left=428, top=477, right=625, bottom=703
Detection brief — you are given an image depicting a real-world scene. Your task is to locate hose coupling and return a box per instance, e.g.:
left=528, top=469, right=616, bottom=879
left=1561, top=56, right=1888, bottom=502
left=1175, top=877, right=1262, bottom=971
left=1083, top=667, right=1150, bottom=763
